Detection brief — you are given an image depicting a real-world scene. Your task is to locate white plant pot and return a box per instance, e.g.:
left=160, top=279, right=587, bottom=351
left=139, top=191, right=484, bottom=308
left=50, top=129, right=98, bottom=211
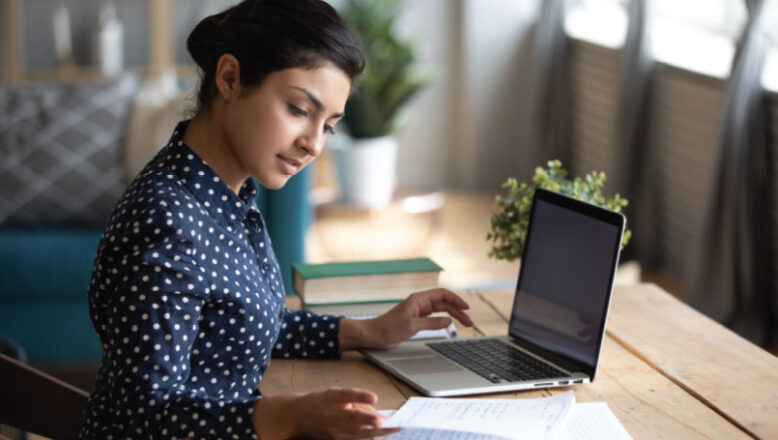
left=330, top=136, right=398, bottom=207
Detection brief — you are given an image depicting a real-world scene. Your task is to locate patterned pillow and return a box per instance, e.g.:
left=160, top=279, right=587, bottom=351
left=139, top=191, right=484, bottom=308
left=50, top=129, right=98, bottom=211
left=0, top=74, right=136, bottom=226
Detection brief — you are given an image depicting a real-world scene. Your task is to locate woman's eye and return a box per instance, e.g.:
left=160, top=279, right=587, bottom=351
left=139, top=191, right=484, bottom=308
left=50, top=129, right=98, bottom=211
left=324, top=125, right=335, bottom=135
left=288, top=104, right=307, bottom=117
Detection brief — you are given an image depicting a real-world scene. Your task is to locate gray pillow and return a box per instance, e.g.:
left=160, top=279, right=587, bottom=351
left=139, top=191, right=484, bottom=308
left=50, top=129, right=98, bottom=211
left=0, top=74, right=136, bottom=226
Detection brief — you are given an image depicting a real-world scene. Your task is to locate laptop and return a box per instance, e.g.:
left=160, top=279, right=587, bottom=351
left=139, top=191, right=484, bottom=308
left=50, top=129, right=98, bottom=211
left=360, top=187, right=626, bottom=396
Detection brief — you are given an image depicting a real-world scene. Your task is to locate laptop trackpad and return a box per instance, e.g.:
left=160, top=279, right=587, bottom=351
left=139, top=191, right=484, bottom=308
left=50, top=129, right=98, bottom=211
left=388, top=356, right=464, bottom=374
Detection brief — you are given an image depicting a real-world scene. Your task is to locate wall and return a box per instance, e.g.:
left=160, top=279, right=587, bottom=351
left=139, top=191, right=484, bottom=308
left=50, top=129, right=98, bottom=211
left=394, top=0, right=540, bottom=190
left=1, top=0, right=543, bottom=190
left=392, top=0, right=456, bottom=189
left=0, top=3, right=4, bottom=68
left=457, top=0, right=540, bottom=189
left=21, top=0, right=149, bottom=68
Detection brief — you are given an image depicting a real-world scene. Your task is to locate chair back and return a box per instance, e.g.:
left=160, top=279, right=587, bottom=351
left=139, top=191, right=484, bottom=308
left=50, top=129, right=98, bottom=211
left=0, top=353, right=88, bottom=440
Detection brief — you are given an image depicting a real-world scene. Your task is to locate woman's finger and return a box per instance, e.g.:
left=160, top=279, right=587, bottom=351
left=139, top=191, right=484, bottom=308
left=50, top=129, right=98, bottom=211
left=413, top=316, right=452, bottom=331
left=427, top=301, right=473, bottom=326
left=336, top=405, right=384, bottom=431
left=416, top=288, right=470, bottom=310
left=325, top=388, right=378, bottom=405
left=412, top=292, right=472, bottom=323
left=351, top=402, right=387, bottom=416
left=410, top=289, right=471, bottom=317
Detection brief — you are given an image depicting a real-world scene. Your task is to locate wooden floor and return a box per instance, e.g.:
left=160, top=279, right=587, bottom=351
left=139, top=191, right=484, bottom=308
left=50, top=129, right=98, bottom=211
left=307, top=190, right=520, bottom=290
left=306, top=190, right=641, bottom=290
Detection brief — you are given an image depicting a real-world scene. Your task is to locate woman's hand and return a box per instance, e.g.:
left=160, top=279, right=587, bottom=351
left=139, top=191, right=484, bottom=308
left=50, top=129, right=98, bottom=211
left=253, top=388, right=401, bottom=439
left=340, top=288, right=474, bottom=350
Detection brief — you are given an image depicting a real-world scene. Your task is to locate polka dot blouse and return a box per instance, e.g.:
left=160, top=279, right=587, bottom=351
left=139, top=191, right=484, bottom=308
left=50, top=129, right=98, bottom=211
left=80, top=120, right=342, bottom=440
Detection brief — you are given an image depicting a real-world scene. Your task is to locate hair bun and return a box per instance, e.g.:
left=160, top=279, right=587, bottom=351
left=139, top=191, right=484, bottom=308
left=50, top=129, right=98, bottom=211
left=249, top=0, right=265, bottom=17
left=186, top=10, right=229, bottom=71
left=186, top=0, right=364, bottom=111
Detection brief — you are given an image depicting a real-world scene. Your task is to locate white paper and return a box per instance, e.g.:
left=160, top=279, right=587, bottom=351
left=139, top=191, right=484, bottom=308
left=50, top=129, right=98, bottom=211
left=379, top=401, right=632, bottom=440
left=382, top=391, right=575, bottom=440
left=383, top=427, right=512, bottom=440
left=561, top=402, right=632, bottom=440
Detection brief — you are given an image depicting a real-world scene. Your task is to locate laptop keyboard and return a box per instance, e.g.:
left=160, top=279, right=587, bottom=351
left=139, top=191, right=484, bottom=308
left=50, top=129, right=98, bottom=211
left=427, top=339, right=567, bottom=383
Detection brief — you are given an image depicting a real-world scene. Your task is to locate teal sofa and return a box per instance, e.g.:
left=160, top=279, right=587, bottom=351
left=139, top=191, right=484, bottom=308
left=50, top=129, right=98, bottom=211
left=0, top=171, right=311, bottom=364
left=0, top=76, right=311, bottom=364
left=0, top=228, right=103, bottom=362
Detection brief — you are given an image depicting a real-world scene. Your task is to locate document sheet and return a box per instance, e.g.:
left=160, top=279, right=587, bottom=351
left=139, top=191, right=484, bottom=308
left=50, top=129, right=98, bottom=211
left=560, top=402, right=632, bottom=440
left=379, top=393, right=632, bottom=440
left=382, top=391, right=575, bottom=440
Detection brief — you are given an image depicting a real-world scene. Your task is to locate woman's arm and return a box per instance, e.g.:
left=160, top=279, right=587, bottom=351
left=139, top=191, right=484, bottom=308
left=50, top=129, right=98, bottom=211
left=271, top=310, right=343, bottom=359
left=339, top=288, right=474, bottom=350
left=272, top=289, right=472, bottom=357
left=93, top=234, right=258, bottom=439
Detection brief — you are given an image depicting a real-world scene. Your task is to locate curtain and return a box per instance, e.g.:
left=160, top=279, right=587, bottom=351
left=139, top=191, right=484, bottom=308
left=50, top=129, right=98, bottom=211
left=685, top=0, right=775, bottom=344
left=527, top=0, right=570, bottom=167
left=613, top=0, right=658, bottom=263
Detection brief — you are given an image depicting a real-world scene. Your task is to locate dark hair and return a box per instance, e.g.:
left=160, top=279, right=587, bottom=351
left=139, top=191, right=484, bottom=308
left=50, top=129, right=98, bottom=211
left=187, top=0, right=365, bottom=110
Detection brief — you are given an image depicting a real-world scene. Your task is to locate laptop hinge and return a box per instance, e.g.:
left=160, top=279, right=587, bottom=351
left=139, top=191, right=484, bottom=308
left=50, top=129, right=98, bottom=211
left=508, top=336, right=584, bottom=374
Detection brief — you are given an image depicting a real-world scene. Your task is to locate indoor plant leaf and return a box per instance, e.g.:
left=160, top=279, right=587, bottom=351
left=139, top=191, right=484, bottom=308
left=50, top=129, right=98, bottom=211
left=487, top=160, right=631, bottom=261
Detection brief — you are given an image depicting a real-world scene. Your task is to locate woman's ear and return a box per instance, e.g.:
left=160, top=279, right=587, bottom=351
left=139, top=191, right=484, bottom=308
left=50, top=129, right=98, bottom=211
left=214, top=54, right=242, bottom=100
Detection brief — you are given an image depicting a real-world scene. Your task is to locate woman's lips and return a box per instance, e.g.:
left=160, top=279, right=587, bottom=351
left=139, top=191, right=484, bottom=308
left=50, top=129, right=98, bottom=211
left=277, top=155, right=301, bottom=175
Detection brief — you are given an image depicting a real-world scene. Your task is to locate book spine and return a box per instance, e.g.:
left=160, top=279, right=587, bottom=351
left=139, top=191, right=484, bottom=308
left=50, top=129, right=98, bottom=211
left=302, top=299, right=402, bottom=307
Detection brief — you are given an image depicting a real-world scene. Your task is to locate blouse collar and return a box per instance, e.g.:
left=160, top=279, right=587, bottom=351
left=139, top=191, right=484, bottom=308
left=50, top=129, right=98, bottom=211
left=163, top=120, right=259, bottom=226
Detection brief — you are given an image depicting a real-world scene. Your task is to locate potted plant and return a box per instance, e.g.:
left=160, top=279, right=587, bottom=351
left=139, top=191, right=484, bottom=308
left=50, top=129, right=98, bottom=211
left=487, top=160, right=632, bottom=261
left=332, top=0, right=430, bottom=207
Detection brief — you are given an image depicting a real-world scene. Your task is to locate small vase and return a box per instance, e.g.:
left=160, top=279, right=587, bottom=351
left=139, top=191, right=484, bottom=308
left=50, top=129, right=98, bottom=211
left=330, top=135, right=398, bottom=207
left=95, top=1, right=124, bottom=77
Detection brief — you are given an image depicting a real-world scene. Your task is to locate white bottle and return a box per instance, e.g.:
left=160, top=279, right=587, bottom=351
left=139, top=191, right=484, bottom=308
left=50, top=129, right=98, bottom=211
left=96, top=1, right=124, bottom=76
left=53, top=3, right=74, bottom=67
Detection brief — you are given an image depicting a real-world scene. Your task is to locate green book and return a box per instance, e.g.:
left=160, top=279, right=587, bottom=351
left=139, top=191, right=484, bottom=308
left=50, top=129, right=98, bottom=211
left=293, top=257, right=443, bottom=305
left=294, top=258, right=442, bottom=279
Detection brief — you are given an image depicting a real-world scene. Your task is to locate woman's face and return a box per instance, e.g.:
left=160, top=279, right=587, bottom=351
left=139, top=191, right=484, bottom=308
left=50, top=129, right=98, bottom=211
left=221, top=63, right=351, bottom=189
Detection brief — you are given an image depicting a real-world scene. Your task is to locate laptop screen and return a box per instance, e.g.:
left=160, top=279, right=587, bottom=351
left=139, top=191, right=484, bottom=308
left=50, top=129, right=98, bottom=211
left=508, top=189, right=624, bottom=377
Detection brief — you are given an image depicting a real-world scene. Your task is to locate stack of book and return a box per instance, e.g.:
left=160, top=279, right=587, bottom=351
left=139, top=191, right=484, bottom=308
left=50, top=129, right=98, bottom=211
left=292, top=257, right=443, bottom=316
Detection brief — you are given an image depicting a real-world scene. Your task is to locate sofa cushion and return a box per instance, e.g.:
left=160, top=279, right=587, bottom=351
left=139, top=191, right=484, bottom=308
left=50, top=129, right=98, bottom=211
left=0, top=302, right=102, bottom=362
left=0, top=75, right=136, bottom=226
left=0, top=228, right=101, bottom=301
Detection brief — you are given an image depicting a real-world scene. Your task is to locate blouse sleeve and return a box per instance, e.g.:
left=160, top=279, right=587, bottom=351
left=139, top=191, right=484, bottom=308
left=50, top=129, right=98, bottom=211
left=271, top=309, right=342, bottom=359
left=101, top=236, right=258, bottom=440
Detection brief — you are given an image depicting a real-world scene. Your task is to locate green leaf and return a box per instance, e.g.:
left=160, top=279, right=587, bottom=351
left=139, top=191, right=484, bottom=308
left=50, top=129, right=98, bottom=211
left=340, top=0, right=431, bottom=138
left=487, top=159, right=631, bottom=261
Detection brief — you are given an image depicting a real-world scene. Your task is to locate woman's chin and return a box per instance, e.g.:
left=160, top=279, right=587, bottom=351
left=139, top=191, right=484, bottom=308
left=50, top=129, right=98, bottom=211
left=256, top=175, right=291, bottom=190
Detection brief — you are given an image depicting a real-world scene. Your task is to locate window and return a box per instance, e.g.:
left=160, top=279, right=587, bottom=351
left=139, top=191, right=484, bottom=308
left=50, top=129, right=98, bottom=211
left=650, top=0, right=748, bottom=78
left=761, top=1, right=778, bottom=91
left=565, top=0, right=629, bottom=49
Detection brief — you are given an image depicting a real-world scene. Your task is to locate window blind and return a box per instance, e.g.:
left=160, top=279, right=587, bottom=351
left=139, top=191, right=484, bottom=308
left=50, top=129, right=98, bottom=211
left=650, top=64, right=726, bottom=280
left=768, top=91, right=778, bottom=306
left=567, top=38, right=621, bottom=187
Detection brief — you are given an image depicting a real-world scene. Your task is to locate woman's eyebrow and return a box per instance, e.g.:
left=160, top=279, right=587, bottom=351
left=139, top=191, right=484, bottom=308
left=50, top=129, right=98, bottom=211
left=290, top=86, right=345, bottom=118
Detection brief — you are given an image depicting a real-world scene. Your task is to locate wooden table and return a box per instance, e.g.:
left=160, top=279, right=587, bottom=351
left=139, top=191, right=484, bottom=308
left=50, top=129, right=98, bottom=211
left=262, top=284, right=778, bottom=439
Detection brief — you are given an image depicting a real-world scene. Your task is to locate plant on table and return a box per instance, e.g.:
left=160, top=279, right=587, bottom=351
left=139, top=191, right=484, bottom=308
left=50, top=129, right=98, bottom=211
left=487, top=159, right=631, bottom=261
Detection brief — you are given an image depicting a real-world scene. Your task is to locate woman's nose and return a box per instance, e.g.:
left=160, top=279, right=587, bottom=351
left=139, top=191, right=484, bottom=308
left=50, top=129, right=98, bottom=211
left=298, top=126, right=324, bottom=157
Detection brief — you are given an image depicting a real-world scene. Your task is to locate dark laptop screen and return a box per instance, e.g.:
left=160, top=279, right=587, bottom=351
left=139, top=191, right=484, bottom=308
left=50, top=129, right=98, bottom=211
left=509, top=190, right=623, bottom=375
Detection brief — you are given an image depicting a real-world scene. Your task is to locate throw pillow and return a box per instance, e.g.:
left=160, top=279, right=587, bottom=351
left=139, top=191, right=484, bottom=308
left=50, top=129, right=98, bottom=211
left=0, top=74, right=136, bottom=226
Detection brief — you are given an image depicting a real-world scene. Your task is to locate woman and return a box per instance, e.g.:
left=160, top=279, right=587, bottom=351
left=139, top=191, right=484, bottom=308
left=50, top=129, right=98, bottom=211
left=79, top=1, right=473, bottom=439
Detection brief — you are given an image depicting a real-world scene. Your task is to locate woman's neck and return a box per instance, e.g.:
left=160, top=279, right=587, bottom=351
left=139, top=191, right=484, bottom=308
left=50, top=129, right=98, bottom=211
left=182, top=110, right=247, bottom=195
